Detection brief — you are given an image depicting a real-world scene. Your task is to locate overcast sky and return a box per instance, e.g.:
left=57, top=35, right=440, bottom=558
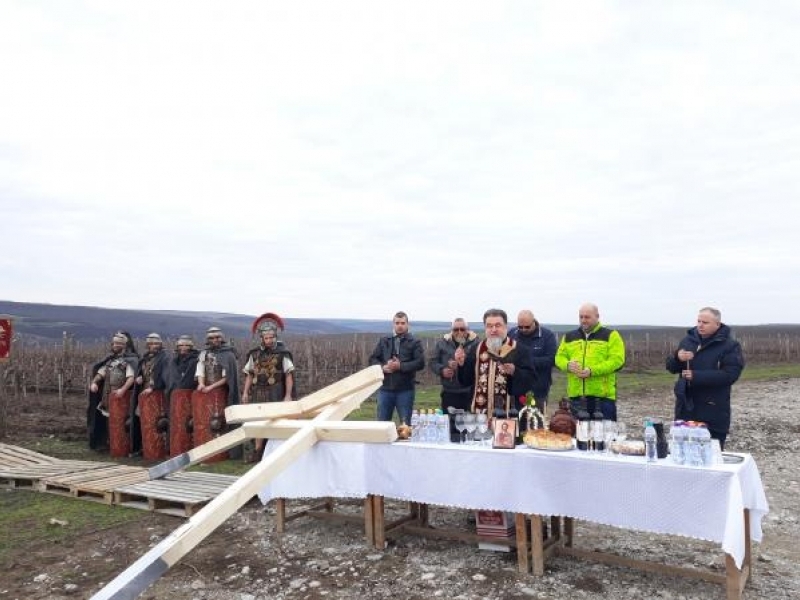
left=1, top=1, right=798, bottom=327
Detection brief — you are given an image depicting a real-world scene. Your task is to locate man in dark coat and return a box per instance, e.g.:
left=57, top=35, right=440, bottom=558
left=368, top=311, right=425, bottom=424
left=508, top=309, right=557, bottom=416
left=666, top=306, right=744, bottom=450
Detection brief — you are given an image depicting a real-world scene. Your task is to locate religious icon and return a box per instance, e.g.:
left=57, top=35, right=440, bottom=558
left=492, top=418, right=517, bottom=449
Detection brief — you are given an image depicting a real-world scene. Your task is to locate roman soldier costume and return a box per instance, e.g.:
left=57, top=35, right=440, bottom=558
left=136, top=333, right=169, bottom=460
left=241, top=312, right=296, bottom=462
left=191, top=327, right=240, bottom=462
left=243, top=312, right=295, bottom=403
left=88, top=332, right=138, bottom=455
left=168, top=335, right=199, bottom=457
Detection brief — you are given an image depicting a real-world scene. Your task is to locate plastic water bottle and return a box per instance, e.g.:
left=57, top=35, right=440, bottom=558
left=644, top=420, right=657, bottom=463
left=697, top=426, right=712, bottom=467
left=685, top=426, right=701, bottom=466
left=419, top=410, right=430, bottom=443
left=671, top=422, right=686, bottom=465
left=410, top=410, right=420, bottom=442
left=436, top=409, right=449, bottom=444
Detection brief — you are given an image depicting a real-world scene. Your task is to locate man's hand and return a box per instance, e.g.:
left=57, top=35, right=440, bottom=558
left=90, top=382, right=99, bottom=393
left=140, top=388, right=152, bottom=396
left=677, top=349, right=695, bottom=362
left=682, top=369, right=694, bottom=381
left=499, top=362, right=515, bottom=376
left=442, top=367, right=455, bottom=379
left=384, top=357, right=401, bottom=373
left=568, top=361, right=583, bottom=374
left=454, top=346, right=466, bottom=366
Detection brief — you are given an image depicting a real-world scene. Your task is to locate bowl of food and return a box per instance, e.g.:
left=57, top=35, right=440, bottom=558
left=609, top=440, right=646, bottom=456
left=523, top=429, right=575, bottom=451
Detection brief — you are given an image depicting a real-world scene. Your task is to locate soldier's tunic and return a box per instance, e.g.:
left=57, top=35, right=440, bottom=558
left=243, top=342, right=295, bottom=403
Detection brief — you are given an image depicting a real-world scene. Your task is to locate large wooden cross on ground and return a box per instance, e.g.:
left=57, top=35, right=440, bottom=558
left=91, top=365, right=392, bottom=600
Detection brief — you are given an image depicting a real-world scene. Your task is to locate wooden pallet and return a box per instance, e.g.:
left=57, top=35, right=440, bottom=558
left=40, top=464, right=149, bottom=504
left=114, top=472, right=238, bottom=517
left=1, top=444, right=238, bottom=518
left=0, top=443, right=62, bottom=467
left=0, top=460, right=105, bottom=489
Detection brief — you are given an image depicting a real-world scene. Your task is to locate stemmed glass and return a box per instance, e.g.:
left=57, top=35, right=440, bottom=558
left=603, top=421, right=617, bottom=454
left=476, top=413, right=489, bottom=446
left=454, top=413, right=466, bottom=444
left=464, top=413, right=477, bottom=445
left=615, top=423, right=627, bottom=442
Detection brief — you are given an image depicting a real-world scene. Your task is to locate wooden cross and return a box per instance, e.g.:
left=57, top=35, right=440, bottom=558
left=91, top=365, right=392, bottom=600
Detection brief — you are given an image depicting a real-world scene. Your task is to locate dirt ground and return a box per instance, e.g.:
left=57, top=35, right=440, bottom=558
left=1, top=379, right=799, bottom=600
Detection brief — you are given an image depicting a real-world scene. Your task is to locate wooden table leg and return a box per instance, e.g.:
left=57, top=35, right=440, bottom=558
left=530, top=514, right=545, bottom=576
left=372, top=495, right=386, bottom=549
left=515, top=514, right=530, bottom=574
left=365, top=494, right=375, bottom=547
left=563, top=516, right=574, bottom=548
left=743, top=508, right=752, bottom=581
left=275, top=498, right=286, bottom=534
left=724, top=509, right=753, bottom=600
left=550, top=516, right=561, bottom=541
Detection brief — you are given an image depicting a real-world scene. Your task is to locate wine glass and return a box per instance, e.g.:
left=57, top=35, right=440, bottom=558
left=476, top=413, right=489, bottom=446
left=454, top=413, right=466, bottom=444
left=464, top=413, right=477, bottom=445
left=615, top=423, right=627, bottom=442
left=603, top=421, right=617, bottom=454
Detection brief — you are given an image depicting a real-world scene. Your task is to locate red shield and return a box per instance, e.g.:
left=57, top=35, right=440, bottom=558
left=139, top=390, right=169, bottom=461
left=0, top=318, right=11, bottom=362
left=108, top=391, right=133, bottom=458
left=169, top=389, right=194, bottom=457
left=191, top=388, right=228, bottom=463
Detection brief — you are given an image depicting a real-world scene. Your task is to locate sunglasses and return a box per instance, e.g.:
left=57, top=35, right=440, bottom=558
left=452, top=327, right=466, bottom=332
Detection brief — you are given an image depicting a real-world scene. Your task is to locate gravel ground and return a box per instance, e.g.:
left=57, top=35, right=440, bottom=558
left=10, top=378, right=800, bottom=600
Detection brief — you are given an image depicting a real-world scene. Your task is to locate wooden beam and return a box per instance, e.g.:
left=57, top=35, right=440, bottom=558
left=147, top=427, right=249, bottom=480
left=242, top=420, right=398, bottom=443
left=147, top=366, right=384, bottom=479
left=89, top=372, right=382, bottom=600
left=225, top=365, right=383, bottom=423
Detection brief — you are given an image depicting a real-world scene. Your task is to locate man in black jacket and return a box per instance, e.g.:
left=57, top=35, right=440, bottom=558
left=666, top=307, right=744, bottom=450
left=368, top=311, right=425, bottom=424
left=508, top=310, right=557, bottom=416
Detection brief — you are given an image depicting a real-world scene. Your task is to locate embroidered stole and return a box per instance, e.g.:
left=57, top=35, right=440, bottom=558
left=470, top=338, right=516, bottom=414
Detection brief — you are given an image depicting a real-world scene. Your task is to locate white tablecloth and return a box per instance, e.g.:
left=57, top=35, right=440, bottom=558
left=258, top=441, right=768, bottom=569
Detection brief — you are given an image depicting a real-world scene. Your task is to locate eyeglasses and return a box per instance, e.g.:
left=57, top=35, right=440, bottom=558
left=452, top=327, right=466, bottom=332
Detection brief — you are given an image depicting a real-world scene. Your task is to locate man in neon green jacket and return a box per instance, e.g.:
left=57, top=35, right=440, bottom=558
left=555, top=303, right=626, bottom=421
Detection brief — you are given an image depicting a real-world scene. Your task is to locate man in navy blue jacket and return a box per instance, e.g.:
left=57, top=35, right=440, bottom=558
left=368, top=311, right=425, bottom=424
left=666, top=307, right=744, bottom=450
left=508, top=310, right=558, bottom=416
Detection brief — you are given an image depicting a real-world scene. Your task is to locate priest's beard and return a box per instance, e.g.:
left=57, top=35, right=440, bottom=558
left=486, top=336, right=503, bottom=354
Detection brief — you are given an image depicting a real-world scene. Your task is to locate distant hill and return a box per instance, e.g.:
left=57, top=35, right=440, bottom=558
left=3, top=300, right=797, bottom=344
left=0, top=300, right=452, bottom=342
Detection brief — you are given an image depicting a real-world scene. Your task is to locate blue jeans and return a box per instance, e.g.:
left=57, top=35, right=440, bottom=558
left=377, top=389, right=415, bottom=424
